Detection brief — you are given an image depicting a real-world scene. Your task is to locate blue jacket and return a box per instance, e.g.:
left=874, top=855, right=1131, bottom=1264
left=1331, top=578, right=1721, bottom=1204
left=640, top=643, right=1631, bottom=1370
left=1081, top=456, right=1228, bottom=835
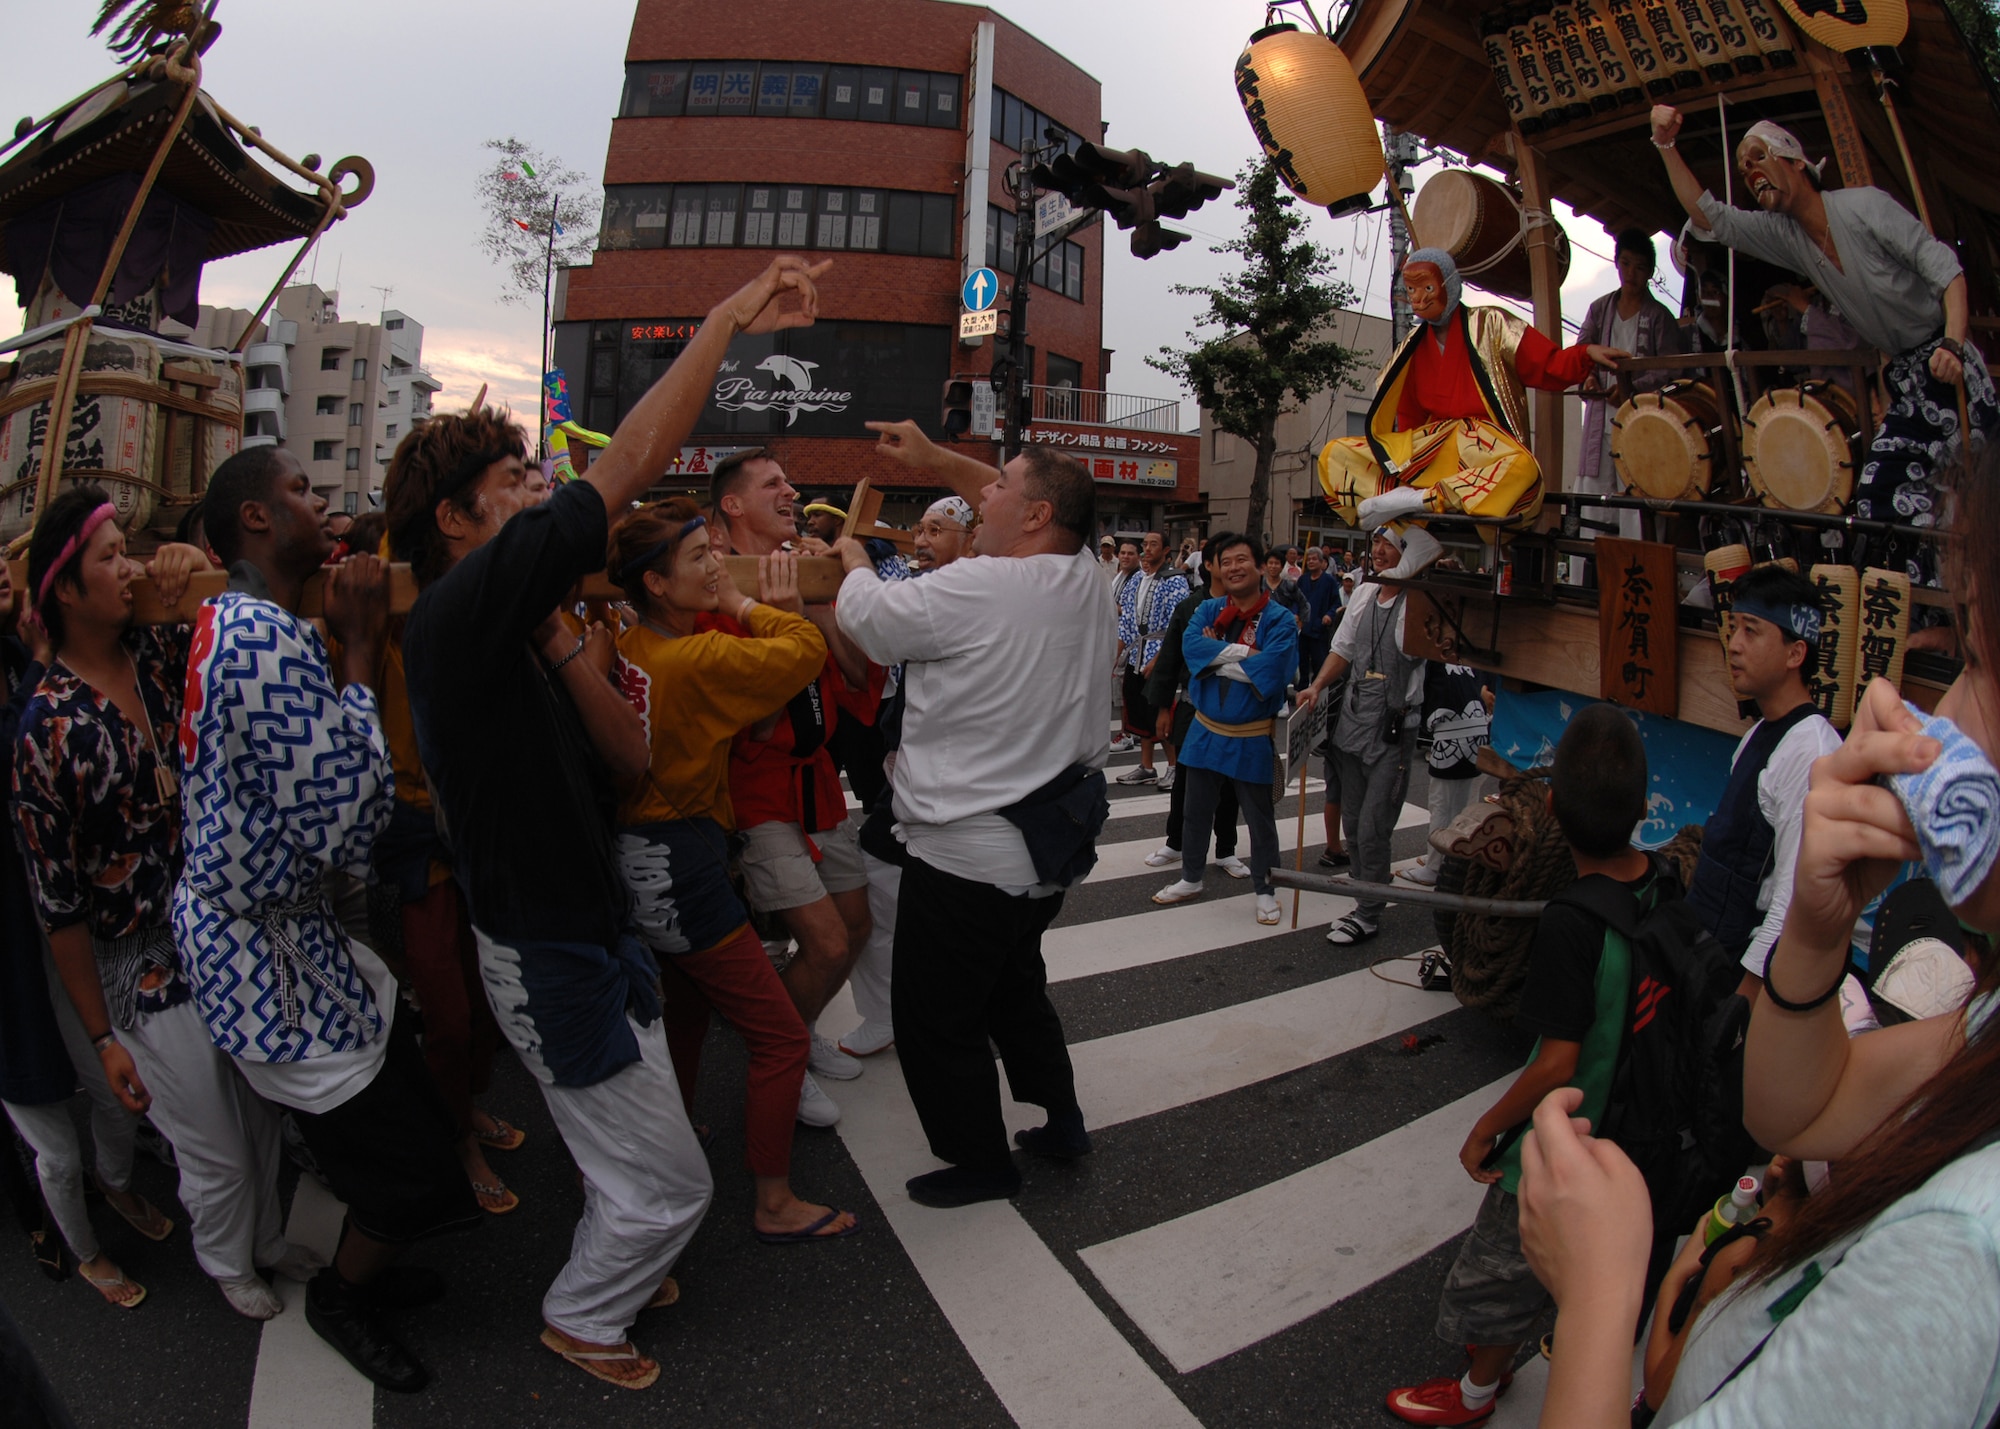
left=1179, top=599, right=1298, bottom=783
left=1298, top=571, right=1341, bottom=643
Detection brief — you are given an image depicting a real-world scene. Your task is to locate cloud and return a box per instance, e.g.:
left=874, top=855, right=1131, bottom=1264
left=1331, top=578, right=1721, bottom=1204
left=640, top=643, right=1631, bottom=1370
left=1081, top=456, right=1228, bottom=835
left=420, top=330, right=544, bottom=421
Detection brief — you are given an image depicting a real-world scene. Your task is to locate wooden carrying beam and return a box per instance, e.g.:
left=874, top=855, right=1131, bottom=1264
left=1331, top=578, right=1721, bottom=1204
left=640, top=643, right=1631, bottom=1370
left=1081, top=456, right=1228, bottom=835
left=11, top=557, right=852, bottom=625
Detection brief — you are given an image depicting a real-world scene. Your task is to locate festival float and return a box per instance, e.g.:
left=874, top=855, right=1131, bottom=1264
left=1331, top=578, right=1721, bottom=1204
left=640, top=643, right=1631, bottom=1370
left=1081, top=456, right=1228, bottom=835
left=0, top=2, right=371, bottom=561
left=1238, top=0, right=1992, bottom=1003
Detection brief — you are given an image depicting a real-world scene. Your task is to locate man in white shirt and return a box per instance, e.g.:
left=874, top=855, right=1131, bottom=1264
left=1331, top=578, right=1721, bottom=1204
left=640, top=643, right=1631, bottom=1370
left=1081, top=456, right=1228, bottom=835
left=839, top=420, right=1111, bottom=1208
left=1682, top=564, right=1842, bottom=992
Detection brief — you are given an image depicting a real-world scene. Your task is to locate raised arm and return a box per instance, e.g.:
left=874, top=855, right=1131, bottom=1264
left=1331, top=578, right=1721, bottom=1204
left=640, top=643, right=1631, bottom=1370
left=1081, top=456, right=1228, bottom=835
left=1650, top=106, right=1711, bottom=232
left=586, top=256, right=831, bottom=514
left=865, top=419, right=999, bottom=510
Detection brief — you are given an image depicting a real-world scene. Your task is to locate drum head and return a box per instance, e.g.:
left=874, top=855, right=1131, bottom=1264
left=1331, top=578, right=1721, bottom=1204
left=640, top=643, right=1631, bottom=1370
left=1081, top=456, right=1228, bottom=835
left=1411, top=171, right=1485, bottom=263
left=1745, top=389, right=1855, bottom=514
left=1611, top=390, right=1714, bottom=501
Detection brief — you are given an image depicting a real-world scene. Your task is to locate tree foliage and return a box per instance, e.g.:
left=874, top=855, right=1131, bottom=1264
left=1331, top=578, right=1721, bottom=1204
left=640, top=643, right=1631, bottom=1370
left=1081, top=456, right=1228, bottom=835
left=1149, top=159, right=1365, bottom=544
left=476, top=137, right=600, bottom=306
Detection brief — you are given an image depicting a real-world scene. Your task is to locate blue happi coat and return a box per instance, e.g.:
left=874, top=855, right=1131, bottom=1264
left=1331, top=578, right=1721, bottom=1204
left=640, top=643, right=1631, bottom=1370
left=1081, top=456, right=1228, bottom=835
left=1178, top=597, right=1298, bottom=784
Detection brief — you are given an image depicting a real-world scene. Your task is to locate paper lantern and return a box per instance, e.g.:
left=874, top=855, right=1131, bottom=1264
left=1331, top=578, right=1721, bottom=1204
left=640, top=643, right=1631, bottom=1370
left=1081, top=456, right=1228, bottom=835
left=1235, top=23, right=1384, bottom=216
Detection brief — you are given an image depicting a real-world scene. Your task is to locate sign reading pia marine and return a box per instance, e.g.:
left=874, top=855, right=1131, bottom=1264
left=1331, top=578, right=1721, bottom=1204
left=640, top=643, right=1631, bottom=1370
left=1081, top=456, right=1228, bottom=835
left=712, top=355, right=854, bottom=427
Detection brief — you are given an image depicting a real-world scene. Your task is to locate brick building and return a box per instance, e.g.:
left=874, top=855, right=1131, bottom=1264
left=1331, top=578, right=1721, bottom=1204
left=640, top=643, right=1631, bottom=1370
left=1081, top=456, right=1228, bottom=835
left=554, top=0, right=1199, bottom=529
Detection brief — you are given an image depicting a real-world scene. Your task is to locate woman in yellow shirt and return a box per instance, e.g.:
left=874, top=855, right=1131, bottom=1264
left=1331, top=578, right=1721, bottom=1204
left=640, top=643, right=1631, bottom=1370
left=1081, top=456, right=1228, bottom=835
left=609, top=498, right=857, bottom=1243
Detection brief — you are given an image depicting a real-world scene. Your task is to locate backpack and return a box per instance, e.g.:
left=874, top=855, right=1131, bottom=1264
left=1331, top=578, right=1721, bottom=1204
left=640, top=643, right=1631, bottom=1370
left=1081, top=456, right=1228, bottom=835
left=1553, top=864, right=1763, bottom=1240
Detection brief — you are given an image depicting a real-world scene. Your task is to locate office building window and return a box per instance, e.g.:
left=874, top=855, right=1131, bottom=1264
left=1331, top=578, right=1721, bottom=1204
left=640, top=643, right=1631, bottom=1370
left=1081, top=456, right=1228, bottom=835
left=895, top=71, right=928, bottom=123
left=386, top=389, right=400, bottom=406
left=919, top=193, right=954, bottom=257
left=885, top=191, right=921, bottom=256
left=384, top=318, right=404, bottom=331
left=850, top=189, right=883, bottom=251
left=345, top=449, right=360, bottom=470
left=825, top=66, right=860, bottom=120
left=928, top=72, right=961, bottom=128
left=685, top=62, right=722, bottom=113
left=315, top=395, right=340, bottom=415
left=598, top=181, right=965, bottom=257
left=985, top=207, right=1089, bottom=300
left=859, top=67, right=894, bottom=122
left=622, top=59, right=969, bottom=124
left=755, top=66, right=792, bottom=115
left=320, top=349, right=342, bottom=371
left=778, top=185, right=813, bottom=247
left=1066, top=240, right=1085, bottom=300
left=312, top=440, right=336, bottom=461
left=789, top=65, right=825, bottom=117
left=717, top=63, right=756, bottom=115
left=386, top=423, right=398, bottom=438
left=601, top=183, right=670, bottom=250
left=817, top=188, right=847, bottom=249
left=352, top=358, right=367, bottom=381
left=348, top=403, right=363, bottom=426
left=702, top=184, right=740, bottom=245
left=990, top=87, right=1083, bottom=155
left=669, top=187, right=705, bottom=246
left=624, top=61, right=691, bottom=116
left=345, top=492, right=359, bottom=514
left=742, top=186, right=777, bottom=247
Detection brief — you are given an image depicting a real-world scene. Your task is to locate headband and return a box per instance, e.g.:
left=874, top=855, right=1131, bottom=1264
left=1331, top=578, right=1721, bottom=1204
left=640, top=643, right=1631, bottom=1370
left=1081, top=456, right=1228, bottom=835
left=616, top=516, right=707, bottom=583
left=802, top=502, right=847, bottom=521
left=1732, top=594, right=1822, bottom=647
left=1372, top=524, right=1407, bottom=553
left=37, top=502, right=118, bottom=606
left=1405, top=247, right=1463, bottom=327
left=924, top=495, right=975, bottom=529
left=1740, top=120, right=1826, bottom=181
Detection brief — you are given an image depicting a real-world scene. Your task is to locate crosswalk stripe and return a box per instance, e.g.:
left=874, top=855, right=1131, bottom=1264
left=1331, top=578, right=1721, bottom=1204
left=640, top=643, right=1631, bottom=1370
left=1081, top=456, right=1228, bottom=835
left=1083, top=802, right=1428, bottom=886
left=1077, top=1079, right=1509, bottom=1372
left=1007, top=954, right=1457, bottom=1138
left=1102, top=778, right=1325, bottom=823
left=247, top=1174, right=373, bottom=1426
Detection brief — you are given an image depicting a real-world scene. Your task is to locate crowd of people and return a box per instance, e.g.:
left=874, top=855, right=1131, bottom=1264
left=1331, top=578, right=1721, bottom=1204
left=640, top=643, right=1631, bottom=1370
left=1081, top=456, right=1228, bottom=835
left=1, top=232, right=1998, bottom=1427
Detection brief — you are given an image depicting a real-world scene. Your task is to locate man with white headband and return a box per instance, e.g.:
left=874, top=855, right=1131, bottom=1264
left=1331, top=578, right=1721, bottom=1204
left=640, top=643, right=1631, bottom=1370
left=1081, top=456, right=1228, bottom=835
left=1652, top=105, right=1998, bottom=586
left=1317, top=249, right=1629, bottom=581
left=912, top=495, right=974, bottom=572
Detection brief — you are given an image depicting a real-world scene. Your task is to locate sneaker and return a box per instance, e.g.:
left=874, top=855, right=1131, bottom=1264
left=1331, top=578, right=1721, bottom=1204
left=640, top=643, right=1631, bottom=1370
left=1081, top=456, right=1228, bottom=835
left=1151, top=879, right=1204, bottom=906
left=1255, top=894, right=1282, bottom=925
left=809, top=1032, right=862, bottom=1081
left=838, top=1017, right=895, bottom=1057
left=1384, top=1376, right=1496, bottom=1426
left=797, top=1072, right=841, bottom=1128
left=1156, top=765, right=1176, bottom=791
left=1143, top=844, right=1181, bottom=868
left=1114, top=766, right=1158, bottom=785
left=1108, top=734, right=1138, bottom=754
left=1216, top=855, right=1252, bottom=879
left=1399, top=863, right=1441, bottom=887
left=1316, top=847, right=1350, bottom=869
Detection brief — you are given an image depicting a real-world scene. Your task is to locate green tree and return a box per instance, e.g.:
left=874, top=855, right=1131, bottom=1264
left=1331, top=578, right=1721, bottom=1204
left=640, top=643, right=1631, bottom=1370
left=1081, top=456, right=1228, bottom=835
left=1149, top=159, right=1365, bottom=546
left=475, top=137, right=599, bottom=306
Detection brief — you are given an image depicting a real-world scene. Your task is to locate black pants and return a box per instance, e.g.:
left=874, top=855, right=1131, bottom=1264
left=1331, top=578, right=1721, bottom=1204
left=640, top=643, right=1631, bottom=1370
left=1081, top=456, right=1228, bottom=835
left=891, top=855, right=1078, bottom=1172
left=1165, top=755, right=1238, bottom=857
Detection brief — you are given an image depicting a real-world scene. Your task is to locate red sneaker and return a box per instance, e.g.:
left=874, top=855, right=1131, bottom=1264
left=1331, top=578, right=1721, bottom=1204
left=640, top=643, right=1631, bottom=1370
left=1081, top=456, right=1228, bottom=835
left=1384, top=1376, right=1497, bottom=1426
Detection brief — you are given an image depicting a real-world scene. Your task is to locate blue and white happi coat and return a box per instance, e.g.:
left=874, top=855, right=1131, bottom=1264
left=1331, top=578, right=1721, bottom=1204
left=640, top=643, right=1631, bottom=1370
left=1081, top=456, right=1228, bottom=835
left=1116, top=567, right=1189, bottom=671
left=173, top=574, right=395, bottom=1064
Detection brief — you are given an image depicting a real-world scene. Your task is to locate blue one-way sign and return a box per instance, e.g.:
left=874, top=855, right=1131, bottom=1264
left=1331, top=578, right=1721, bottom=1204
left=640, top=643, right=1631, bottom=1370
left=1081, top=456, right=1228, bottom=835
left=961, top=267, right=999, bottom=313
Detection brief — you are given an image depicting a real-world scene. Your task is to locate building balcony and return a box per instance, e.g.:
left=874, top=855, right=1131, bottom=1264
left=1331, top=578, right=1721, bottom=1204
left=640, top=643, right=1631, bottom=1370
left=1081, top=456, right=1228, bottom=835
left=1028, top=385, right=1179, bottom=433
left=388, top=364, right=443, bottom=391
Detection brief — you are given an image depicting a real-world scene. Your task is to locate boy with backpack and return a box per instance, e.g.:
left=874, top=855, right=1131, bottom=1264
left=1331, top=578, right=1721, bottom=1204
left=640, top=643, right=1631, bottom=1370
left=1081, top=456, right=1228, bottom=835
left=1387, top=704, right=1700, bottom=1426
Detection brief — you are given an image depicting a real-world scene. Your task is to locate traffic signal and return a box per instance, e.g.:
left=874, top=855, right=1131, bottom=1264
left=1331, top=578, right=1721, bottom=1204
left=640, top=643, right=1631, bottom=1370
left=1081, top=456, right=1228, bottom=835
left=1150, top=162, right=1231, bottom=221
left=941, top=378, right=976, bottom=438
left=1030, top=144, right=1232, bottom=260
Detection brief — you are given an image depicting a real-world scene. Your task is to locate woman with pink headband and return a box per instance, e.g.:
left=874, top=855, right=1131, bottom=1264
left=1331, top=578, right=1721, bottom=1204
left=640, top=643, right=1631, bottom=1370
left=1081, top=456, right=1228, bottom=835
left=14, top=486, right=321, bottom=1321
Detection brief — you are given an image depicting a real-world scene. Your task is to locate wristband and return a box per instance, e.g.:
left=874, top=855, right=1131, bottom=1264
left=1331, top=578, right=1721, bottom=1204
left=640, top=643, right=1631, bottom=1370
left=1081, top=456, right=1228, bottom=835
left=91, top=1031, right=118, bottom=1053
left=1763, top=957, right=1850, bottom=1014
left=737, top=596, right=757, bottom=624
left=1939, top=337, right=1966, bottom=361
left=548, top=637, right=587, bottom=673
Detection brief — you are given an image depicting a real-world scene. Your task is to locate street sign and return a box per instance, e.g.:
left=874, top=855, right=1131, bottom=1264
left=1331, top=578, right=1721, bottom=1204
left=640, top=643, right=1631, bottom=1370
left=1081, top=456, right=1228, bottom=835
left=958, top=309, right=998, bottom=338
left=960, top=267, right=999, bottom=312
left=1035, top=192, right=1076, bottom=237
left=971, top=383, right=996, bottom=437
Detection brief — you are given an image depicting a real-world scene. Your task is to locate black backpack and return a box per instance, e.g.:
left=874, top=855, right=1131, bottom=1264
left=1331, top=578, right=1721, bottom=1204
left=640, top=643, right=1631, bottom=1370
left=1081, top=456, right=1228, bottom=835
left=1554, top=864, right=1763, bottom=1273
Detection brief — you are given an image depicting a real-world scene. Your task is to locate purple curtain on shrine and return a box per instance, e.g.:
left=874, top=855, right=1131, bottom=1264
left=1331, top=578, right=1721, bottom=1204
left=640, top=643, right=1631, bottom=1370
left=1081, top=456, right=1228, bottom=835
left=5, top=173, right=214, bottom=326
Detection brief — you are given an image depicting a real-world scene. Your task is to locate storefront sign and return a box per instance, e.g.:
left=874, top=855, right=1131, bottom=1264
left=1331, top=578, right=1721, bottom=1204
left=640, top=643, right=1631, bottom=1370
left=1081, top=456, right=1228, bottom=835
left=712, top=355, right=854, bottom=427
left=1023, top=426, right=1182, bottom=456
left=1597, top=537, right=1678, bottom=716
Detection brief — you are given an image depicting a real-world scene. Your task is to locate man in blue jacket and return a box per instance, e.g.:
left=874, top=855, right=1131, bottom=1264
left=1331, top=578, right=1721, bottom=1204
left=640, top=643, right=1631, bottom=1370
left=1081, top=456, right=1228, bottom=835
left=1151, top=533, right=1297, bottom=926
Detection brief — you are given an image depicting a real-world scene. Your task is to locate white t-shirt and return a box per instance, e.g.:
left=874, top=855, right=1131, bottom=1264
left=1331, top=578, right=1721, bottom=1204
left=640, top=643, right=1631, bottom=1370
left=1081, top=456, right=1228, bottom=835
left=836, top=547, right=1114, bottom=890
left=1736, top=710, right=1844, bottom=976
left=233, top=938, right=396, bottom=1116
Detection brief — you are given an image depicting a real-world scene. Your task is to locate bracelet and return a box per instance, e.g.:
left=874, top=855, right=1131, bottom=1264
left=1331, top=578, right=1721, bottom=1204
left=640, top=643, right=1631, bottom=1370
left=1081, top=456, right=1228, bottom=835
left=548, top=637, right=587, bottom=673
left=1940, top=337, right=1966, bottom=361
left=91, top=1031, right=118, bottom=1053
left=737, top=596, right=757, bottom=624
left=1763, top=956, right=1851, bottom=1013
left=1652, top=139, right=1676, bottom=150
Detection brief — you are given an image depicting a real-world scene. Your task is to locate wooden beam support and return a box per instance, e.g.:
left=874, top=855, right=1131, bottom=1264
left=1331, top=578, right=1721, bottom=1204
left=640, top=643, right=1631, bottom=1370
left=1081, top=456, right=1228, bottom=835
left=1803, top=39, right=1876, bottom=189
left=1512, top=138, right=1566, bottom=517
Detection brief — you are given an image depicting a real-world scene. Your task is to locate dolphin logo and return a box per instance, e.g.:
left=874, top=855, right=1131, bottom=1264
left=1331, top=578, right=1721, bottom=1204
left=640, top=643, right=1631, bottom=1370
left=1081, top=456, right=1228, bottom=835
left=757, top=354, right=820, bottom=391
left=713, top=354, right=854, bottom=427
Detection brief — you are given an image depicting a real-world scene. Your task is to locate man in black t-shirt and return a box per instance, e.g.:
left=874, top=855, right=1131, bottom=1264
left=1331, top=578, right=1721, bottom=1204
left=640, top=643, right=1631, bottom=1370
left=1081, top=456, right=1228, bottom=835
left=393, top=255, right=833, bottom=1391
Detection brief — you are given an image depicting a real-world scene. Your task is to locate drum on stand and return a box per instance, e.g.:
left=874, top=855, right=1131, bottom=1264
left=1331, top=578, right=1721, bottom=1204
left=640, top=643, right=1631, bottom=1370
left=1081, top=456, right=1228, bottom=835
left=1743, top=382, right=1861, bottom=514
left=1610, top=381, right=1726, bottom=502
left=1411, top=170, right=1570, bottom=305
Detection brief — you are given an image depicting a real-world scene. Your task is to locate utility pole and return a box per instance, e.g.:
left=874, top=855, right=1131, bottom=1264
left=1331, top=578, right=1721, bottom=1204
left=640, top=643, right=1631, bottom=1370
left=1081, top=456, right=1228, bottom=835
left=539, top=194, right=559, bottom=460
left=1384, top=125, right=1419, bottom=345
left=998, top=143, right=1047, bottom=461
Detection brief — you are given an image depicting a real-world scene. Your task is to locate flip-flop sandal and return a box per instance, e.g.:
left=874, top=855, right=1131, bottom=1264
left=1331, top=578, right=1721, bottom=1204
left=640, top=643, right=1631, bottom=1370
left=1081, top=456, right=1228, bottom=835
left=472, top=1118, right=526, bottom=1152
left=645, top=1275, right=679, bottom=1311
left=539, top=1326, right=660, bottom=1390
left=80, top=1264, right=147, bottom=1309
left=471, top=1179, right=520, bottom=1215
left=753, top=1209, right=860, bottom=1245
left=98, top=1184, right=175, bottom=1242
left=1325, top=915, right=1378, bottom=946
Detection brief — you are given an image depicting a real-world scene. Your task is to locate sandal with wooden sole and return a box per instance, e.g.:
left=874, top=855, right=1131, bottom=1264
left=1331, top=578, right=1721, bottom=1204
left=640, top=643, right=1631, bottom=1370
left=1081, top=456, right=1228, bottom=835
left=645, top=1275, right=679, bottom=1311
left=471, top=1179, right=520, bottom=1215
left=80, top=1264, right=147, bottom=1309
left=95, top=1178, right=175, bottom=1242
left=472, top=1118, right=526, bottom=1152
left=539, top=1326, right=660, bottom=1390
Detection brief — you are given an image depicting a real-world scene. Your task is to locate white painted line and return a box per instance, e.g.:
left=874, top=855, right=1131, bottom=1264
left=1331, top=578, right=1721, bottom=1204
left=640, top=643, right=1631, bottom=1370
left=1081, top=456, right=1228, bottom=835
left=248, top=1174, right=374, bottom=1429
left=1078, top=1080, right=1509, bottom=1372
left=1015, top=952, right=1456, bottom=1138
left=1084, top=803, right=1427, bottom=885
left=824, top=988, right=1202, bottom=1429
left=1104, top=778, right=1325, bottom=824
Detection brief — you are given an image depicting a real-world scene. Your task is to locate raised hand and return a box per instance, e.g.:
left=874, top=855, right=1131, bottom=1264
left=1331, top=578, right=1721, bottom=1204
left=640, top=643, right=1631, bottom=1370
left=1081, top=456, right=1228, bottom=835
left=865, top=418, right=940, bottom=470
left=716, top=255, right=833, bottom=336
left=1650, top=104, right=1684, bottom=147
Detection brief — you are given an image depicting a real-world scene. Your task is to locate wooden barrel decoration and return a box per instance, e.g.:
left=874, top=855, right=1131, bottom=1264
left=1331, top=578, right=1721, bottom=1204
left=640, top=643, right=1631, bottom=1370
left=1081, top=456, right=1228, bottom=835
left=1856, top=567, right=1912, bottom=697
left=1737, top=0, right=1800, bottom=66
left=1482, top=11, right=1533, bottom=129
left=1505, top=6, right=1559, bottom=133
left=1698, top=0, right=1768, bottom=74
left=1528, top=1, right=1593, bottom=123
left=1611, top=381, right=1725, bottom=500
left=1234, top=23, right=1385, bottom=214
left=1552, top=3, right=1618, bottom=112
left=1575, top=0, right=1647, bottom=105
left=1809, top=564, right=1861, bottom=727
left=1608, top=0, right=1676, bottom=97
left=1412, top=171, right=1572, bottom=304
left=1742, top=383, right=1860, bottom=515
left=1706, top=544, right=1754, bottom=704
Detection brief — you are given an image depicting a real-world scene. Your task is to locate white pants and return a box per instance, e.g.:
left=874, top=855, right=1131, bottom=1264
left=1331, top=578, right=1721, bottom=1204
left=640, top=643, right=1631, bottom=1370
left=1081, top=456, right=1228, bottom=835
left=849, top=853, right=900, bottom=1025
left=535, top=1016, right=712, bottom=1345
left=1, top=963, right=139, bottom=1261
left=122, top=997, right=287, bottom=1282
left=1423, top=773, right=1495, bottom=871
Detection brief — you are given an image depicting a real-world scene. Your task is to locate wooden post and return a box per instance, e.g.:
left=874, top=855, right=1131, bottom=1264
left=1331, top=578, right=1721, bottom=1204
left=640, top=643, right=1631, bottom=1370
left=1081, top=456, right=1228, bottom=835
left=1513, top=140, right=1565, bottom=500
left=1803, top=40, right=1876, bottom=189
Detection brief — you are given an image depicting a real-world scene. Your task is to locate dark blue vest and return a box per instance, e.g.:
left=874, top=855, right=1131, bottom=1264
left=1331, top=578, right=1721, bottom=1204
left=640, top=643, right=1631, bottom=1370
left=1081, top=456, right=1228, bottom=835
left=1686, top=705, right=1817, bottom=958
